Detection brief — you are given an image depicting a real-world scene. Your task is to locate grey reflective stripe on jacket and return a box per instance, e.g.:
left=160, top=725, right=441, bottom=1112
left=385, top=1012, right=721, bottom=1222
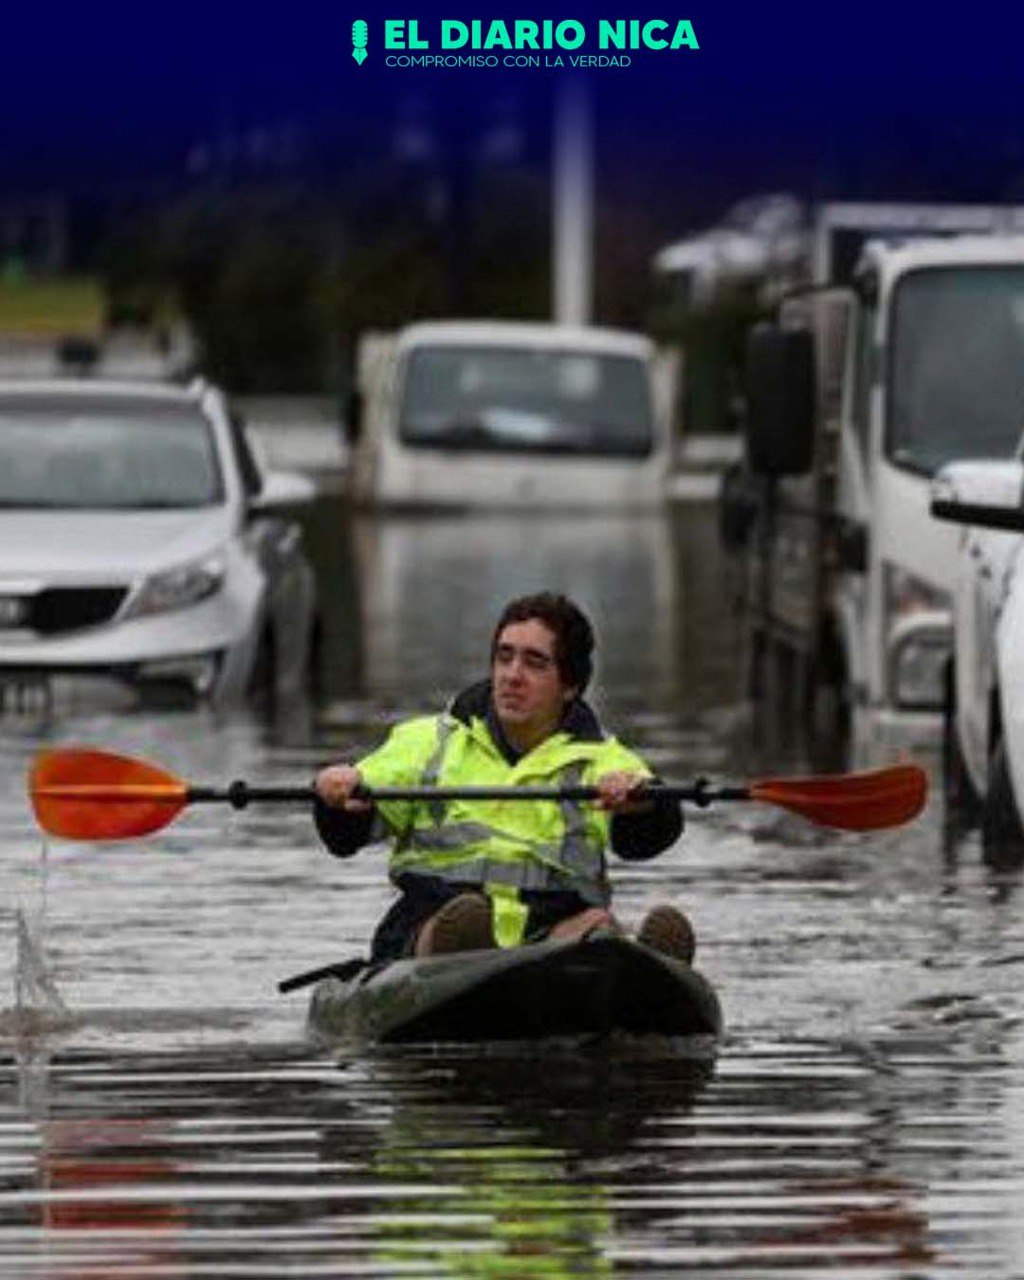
left=421, top=715, right=458, bottom=825
left=396, top=845, right=609, bottom=904
left=554, top=762, right=599, bottom=888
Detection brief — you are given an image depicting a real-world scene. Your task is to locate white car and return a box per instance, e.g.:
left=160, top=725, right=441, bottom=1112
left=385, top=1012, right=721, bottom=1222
left=0, top=379, right=318, bottom=708
left=930, top=459, right=1024, bottom=863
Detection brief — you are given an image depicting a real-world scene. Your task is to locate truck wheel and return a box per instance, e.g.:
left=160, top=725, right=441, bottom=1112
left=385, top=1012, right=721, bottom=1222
left=981, top=739, right=1024, bottom=867
left=806, top=633, right=851, bottom=770
left=811, top=678, right=851, bottom=772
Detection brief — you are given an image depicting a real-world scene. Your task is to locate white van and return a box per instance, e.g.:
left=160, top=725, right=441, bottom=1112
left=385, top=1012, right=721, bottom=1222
left=349, top=320, right=670, bottom=508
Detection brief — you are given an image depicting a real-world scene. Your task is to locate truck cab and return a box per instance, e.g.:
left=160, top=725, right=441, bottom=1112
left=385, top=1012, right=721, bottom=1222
left=736, top=229, right=1024, bottom=761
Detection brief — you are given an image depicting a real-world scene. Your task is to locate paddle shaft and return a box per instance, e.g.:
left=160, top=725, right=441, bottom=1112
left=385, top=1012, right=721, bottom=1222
left=185, top=780, right=749, bottom=809
left=30, top=750, right=928, bottom=838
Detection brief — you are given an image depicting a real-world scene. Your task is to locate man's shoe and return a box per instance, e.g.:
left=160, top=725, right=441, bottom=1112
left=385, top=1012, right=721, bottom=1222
left=429, top=893, right=495, bottom=953
left=637, top=904, right=695, bottom=963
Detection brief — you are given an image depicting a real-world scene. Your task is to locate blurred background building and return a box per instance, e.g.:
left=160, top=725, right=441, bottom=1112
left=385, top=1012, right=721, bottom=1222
left=2, top=6, right=1023, bottom=432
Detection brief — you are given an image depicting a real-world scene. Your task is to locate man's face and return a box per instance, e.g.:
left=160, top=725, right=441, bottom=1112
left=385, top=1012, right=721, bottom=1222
left=491, top=618, right=576, bottom=744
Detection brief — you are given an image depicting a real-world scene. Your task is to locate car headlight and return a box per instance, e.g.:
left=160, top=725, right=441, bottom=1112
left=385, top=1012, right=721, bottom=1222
left=883, top=564, right=951, bottom=709
left=126, top=552, right=226, bottom=619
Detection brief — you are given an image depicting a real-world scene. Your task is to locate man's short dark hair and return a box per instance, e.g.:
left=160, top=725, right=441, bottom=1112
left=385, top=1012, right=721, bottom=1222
left=491, top=592, right=595, bottom=693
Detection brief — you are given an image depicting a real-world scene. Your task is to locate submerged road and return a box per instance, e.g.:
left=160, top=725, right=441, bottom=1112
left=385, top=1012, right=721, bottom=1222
left=1, top=499, right=1022, bottom=1276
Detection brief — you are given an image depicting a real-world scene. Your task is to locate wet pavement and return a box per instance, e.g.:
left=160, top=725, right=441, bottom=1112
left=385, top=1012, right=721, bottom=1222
left=2, top=498, right=1024, bottom=1276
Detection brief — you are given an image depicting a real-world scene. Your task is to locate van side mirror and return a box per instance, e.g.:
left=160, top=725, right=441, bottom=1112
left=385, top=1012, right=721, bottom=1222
left=744, top=324, right=815, bottom=476
left=249, top=470, right=315, bottom=513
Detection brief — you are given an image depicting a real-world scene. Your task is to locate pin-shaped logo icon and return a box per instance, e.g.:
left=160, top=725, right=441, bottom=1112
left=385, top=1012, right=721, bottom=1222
left=352, top=20, right=368, bottom=65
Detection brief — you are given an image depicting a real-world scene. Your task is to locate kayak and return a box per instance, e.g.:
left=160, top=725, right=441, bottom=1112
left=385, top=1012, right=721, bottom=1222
left=305, top=935, right=722, bottom=1045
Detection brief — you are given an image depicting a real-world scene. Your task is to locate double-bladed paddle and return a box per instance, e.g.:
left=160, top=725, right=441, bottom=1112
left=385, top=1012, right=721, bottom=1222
left=28, top=747, right=928, bottom=841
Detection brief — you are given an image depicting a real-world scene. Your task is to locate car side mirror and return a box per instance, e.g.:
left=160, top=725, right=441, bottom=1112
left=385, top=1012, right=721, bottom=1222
left=248, top=470, right=315, bottom=513
left=930, top=460, right=1024, bottom=532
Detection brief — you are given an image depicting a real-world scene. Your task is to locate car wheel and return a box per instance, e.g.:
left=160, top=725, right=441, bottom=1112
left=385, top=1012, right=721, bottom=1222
left=981, top=738, right=1024, bottom=867
left=942, top=668, right=980, bottom=830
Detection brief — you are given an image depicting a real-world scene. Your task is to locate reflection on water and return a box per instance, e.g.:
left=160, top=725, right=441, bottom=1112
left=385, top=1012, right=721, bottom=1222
left=0, top=495, right=1022, bottom=1274
left=5, top=1034, right=1019, bottom=1276
left=351, top=512, right=684, bottom=709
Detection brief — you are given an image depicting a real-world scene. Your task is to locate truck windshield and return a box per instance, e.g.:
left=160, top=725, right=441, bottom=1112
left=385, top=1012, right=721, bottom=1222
left=0, top=398, right=224, bottom=508
left=399, top=345, right=654, bottom=457
left=889, top=266, right=1024, bottom=473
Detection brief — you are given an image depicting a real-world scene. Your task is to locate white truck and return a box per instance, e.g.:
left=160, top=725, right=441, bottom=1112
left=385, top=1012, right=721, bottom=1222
left=347, top=320, right=673, bottom=509
left=721, top=203, right=1024, bottom=761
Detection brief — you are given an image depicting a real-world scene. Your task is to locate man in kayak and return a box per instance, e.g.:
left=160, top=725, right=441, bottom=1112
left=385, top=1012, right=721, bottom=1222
left=314, top=591, right=694, bottom=962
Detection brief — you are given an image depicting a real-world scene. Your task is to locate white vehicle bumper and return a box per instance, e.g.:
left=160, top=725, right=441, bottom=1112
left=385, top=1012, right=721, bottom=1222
left=0, top=581, right=262, bottom=704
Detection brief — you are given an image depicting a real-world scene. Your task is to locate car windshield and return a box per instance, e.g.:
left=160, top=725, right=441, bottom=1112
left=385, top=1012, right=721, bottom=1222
left=889, top=266, right=1024, bottom=473
left=399, top=345, right=654, bottom=457
left=0, top=398, right=223, bottom=508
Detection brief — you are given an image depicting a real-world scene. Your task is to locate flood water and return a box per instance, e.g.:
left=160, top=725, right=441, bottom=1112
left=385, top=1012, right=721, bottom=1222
left=2, top=496, right=1024, bottom=1277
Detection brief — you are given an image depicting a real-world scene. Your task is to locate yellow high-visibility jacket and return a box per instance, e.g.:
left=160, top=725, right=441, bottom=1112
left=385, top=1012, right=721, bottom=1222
left=358, top=701, right=652, bottom=911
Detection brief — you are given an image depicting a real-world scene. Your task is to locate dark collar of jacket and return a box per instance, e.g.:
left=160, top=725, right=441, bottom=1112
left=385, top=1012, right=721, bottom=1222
left=448, top=678, right=604, bottom=764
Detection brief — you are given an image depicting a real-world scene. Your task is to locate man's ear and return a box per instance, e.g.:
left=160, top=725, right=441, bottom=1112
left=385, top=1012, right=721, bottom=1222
left=562, top=684, right=579, bottom=706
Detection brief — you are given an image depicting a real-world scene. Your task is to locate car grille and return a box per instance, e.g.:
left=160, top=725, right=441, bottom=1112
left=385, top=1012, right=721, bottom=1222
left=27, top=587, right=129, bottom=635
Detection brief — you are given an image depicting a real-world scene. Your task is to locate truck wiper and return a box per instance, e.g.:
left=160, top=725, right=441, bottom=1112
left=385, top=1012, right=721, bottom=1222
left=432, top=418, right=496, bottom=445
left=0, top=500, right=83, bottom=509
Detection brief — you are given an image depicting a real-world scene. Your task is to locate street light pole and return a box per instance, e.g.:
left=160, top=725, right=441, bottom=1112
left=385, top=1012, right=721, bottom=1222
left=552, top=80, right=593, bottom=326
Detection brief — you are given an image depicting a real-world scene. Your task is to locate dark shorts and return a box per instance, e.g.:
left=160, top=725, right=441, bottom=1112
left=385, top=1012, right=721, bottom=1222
left=370, top=875, right=595, bottom=961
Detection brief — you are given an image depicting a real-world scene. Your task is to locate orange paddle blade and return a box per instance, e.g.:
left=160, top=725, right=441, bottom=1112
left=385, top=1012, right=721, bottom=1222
left=30, top=749, right=189, bottom=840
left=749, top=763, right=928, bottom=831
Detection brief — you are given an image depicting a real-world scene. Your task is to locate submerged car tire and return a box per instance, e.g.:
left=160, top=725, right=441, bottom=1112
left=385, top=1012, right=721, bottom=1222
left=981, top=739, right=1024, bottom=868
left=942, top=671, right=980, bottom=830
left=943, top=719, right=981, bottom=829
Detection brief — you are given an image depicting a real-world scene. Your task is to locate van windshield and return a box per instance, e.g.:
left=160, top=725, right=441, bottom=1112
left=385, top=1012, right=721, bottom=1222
left=889, top=266, right=1024, bottom=473
left=399, top=345, right=654, bottom=457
